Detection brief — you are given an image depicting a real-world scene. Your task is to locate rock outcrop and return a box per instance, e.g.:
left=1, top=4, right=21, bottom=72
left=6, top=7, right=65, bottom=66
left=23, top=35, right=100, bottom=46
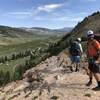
left=0, top=52, right=100, bottom=100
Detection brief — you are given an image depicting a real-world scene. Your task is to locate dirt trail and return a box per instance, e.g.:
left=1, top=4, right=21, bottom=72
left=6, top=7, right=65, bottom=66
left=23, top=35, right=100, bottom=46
left=0, top=52, right=100, bottom=100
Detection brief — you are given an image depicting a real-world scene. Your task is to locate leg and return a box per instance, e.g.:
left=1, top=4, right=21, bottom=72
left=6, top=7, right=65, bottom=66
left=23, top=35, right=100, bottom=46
left=70, top=62, right=74, bottom=72
left=86, top=63, right=93, bottom=86
left=75, top=56, right=80, bottom=72
left=91, top=63, right=100, bottom=90
left=70, top=56, right=75, bottom=72
left=86, top=71, right=93, bottom=86
left=92, top=73, right=100, bottom=90
left=75, top=63, right=80, bottom=72
left=94, top=73, right=100, bottom=81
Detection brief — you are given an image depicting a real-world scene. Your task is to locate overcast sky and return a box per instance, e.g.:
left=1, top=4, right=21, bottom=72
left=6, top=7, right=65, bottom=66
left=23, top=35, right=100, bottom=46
left=0, top=0, right=100, bottom=29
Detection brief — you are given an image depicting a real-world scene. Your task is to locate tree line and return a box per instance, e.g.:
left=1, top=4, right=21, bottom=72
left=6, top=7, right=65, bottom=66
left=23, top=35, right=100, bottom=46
left=0, top=47, right=50, bottom=86
left=0, top=41, right=63, bottom=86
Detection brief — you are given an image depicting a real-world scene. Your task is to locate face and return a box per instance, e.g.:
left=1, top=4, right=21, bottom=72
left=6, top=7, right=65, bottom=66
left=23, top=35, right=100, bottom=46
left=87, top=35, right=94, bottom=41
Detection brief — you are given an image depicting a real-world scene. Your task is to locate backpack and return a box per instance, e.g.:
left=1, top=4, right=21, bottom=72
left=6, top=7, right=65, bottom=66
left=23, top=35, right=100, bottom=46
left=69, top=41, right=80, bottom=56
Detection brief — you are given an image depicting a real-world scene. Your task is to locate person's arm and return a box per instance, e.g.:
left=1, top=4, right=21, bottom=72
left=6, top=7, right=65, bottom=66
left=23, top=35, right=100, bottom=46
left=95, top=48, right=100, bottom=63
left=79, top=43, right=83, bottom=54
left=94, top=40, right=100, bottom=63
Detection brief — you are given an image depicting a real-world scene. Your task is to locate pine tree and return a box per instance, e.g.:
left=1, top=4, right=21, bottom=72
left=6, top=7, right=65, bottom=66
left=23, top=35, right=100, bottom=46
left=14, top=65, right=24, bottom=80
left=4, top=56, right=8, bottom=62
left=0, top=70, right=4, bottom=85
left=4, top=71, right=10, bottom=84
left=11, top=54, right=16, bottom=60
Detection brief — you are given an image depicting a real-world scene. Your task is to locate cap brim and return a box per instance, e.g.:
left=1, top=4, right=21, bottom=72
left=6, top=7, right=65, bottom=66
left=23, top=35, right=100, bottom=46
left=87, top=34, right=94, bottom=37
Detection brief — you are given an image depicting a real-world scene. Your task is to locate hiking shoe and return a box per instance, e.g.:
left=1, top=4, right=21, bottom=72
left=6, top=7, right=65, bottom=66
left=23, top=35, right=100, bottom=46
left=86, top=81, right=92, bottom=86
left=92, top=86, right=100, bottom=91
left=75, top=68, right=79, bottom=72
left=70, top=66, right=74, bottom=72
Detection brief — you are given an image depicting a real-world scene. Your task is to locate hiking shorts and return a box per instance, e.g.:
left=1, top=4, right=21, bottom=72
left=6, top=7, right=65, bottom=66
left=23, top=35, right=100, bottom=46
left=71, top=55, right=80, bottom=63
left=88, top=57, right=100, bottom=73
left=88, top=63, right=100, bottom=73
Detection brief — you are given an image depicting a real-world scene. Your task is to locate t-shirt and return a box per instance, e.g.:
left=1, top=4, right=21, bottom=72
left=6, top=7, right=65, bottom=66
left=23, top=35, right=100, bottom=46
left=87, top=39, right=100, bottom=57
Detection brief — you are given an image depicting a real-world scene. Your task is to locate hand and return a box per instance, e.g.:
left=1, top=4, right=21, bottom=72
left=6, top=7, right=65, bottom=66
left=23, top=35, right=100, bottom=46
left=95, top=60, right=99, bottom=64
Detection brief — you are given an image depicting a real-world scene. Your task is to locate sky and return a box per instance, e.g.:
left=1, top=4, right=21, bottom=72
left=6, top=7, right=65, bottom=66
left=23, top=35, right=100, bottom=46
left=0, top=0, right=100, bottom=29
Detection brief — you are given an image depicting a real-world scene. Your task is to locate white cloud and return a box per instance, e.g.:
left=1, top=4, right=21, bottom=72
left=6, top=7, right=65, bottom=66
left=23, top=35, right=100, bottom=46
left=37, top=4, right=63, bottom=12
left=33, top=15, right=83, bottom=22
left=2, top=3, right=64, bottom=19
left=87, top=0, right=97, bottom=1
left=2, top=9, right=39, bottom=19
left=44, top=11, right=86, bottom=22
left=17, top=0, right=25, bottom=2
left=7, top=11, right=32, bottom=15
left=83, top=0, right=97, bottom=2
left=34, top=17, right=45, bottom=20
left=50, top=17, right=83, bottom=22
left=3, top=11, right=32, bottom=19
left=17, top=0, right=31, bottom=2
left=2, top=2, right=85, bottom=23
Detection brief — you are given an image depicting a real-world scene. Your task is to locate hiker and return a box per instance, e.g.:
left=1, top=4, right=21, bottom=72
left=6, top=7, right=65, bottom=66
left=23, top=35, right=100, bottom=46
left=86, top=30, right=100, bottom=90
left=69, top=38, right=83, bottom=72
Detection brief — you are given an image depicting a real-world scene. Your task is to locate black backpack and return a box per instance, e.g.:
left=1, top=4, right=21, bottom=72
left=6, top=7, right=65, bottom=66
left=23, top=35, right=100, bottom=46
left=69, top=41, right=80, bottom=56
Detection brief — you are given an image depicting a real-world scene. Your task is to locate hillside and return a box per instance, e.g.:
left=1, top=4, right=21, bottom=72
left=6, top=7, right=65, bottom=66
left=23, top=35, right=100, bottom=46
left=0, top=25, right=72, bottom=38
left=0, top=26, right=62, bottom=85
left=20, top=27, right=72, bottom=36
left=70, top=11, right=100, bottom=38
left=0, top=52, right=100, bottom=100
left=0, top=12, right=100, bottom=100
left=0, top=25, right=35, bottom=38
left=50, top=11, right=100, bottom=54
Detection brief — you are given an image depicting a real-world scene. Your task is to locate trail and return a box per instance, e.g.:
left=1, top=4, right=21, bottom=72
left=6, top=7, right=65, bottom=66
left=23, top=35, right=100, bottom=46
left=0, top=52, right=100, bottom=100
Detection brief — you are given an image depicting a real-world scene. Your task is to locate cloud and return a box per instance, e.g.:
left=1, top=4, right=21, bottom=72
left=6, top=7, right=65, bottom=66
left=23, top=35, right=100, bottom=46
left=54, top=17, right=83, bottom=21
left=17, top=0, right=25, bottom=2
left=87, top=0, right=97, bottom=1
left=7, top=11, right=32, bottom=16
left=37, top=4, right=63, bottom=12
left=2, top=9, right=39, bottom=19
left=33, top=15, right=83, bottom=22
left=32, top=11, right=86, bottom=22
left=34, top=17, right=45, bottom=20
left=3, top=11, right=33, bottom=19
left=2, top=3, right=64, bottom=19
left=2, top=1, right=85, bottom=23
left=83, top=0, right=97, bottom=2
left=17, top=0, right=31, bottom=2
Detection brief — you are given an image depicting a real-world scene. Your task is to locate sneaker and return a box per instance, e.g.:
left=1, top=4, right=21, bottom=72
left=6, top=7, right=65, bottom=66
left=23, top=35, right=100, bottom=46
left=92, top=86, right=100, bottom=91
left=75, top=68, right=79, bottom=72
left=86, top=81, right=92, bottom=86
left=70, top=66, right=74, bottom=72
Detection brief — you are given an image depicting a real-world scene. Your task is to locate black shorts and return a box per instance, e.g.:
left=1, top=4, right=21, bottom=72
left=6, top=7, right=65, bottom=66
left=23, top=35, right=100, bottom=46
left=89, top=63, right=100, bottom=73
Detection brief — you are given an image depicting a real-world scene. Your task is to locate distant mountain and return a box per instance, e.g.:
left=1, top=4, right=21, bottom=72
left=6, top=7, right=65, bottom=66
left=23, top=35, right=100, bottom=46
left=21, top=27, right=73, bottom=36
left=0, top=25, right=73, bottom=38
left=0, top=25, right=35, bottom=37
left=54, top=27, right=73, bottom=32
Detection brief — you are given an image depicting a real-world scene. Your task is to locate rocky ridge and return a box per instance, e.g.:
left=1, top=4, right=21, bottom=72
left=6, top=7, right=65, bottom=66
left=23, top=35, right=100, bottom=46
left=0, top=52, right=100, bottom=100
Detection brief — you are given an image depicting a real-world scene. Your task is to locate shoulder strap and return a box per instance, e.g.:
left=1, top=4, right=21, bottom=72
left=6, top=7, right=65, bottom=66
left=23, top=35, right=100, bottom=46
left=76, top=42, right=81, bottom=50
